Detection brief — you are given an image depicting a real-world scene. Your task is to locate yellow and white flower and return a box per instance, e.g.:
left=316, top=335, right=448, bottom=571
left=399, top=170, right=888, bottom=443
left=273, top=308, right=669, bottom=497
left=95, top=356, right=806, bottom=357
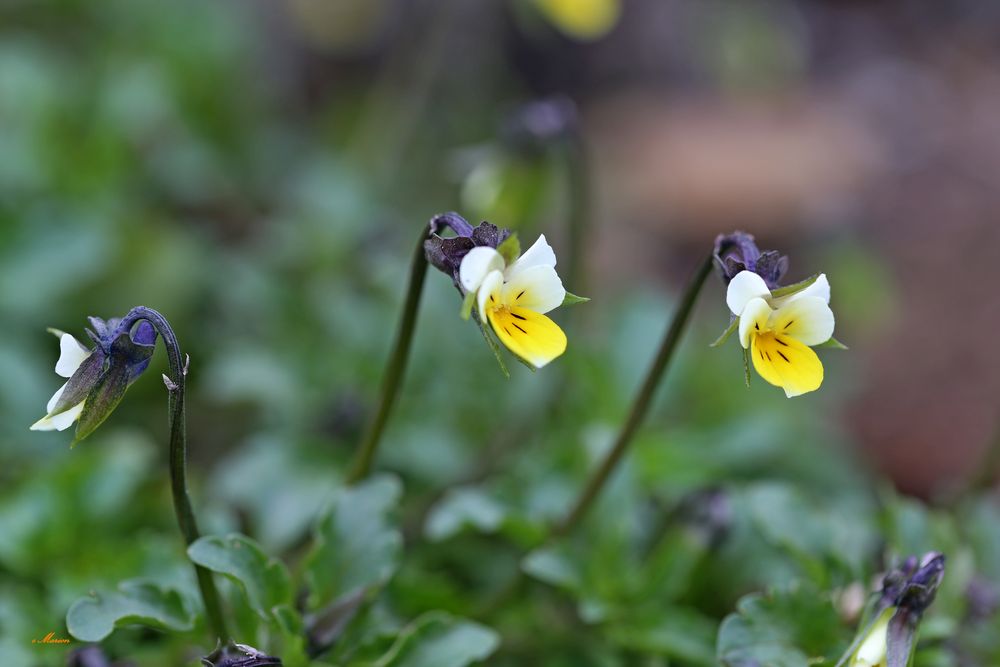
left=30, top=332, right=92, bottom=431
left=533, top=0, right=621, bottom=41
left=726, top=270, right=835, bottom=397
left=459, top=235, right=568, bottom=368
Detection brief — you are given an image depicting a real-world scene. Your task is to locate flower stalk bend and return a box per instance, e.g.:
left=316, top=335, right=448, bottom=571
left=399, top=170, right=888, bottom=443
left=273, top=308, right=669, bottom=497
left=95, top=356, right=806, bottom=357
left=117, top=307, right=229, bottom=642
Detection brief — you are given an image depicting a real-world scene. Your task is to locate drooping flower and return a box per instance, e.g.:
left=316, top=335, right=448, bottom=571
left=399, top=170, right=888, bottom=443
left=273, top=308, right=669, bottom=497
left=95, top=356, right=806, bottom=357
left=202, top=641, right=282, bottom=667
left=844, top=553, right=945, bottom=667
left=30, top=316, right=157, bottom=442
left=725, top=269, right=835, bottom=397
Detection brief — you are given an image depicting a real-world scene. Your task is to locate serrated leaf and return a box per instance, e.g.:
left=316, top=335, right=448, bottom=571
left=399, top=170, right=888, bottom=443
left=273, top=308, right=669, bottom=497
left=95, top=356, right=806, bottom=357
left=496, top=233, right=520, bottom=266
left=305, top=475, right=403, bottom=610
left=815, top=337, right=849, bottom=350
left=459, top=290, right=476, bottom=320
left=561, top=292, right=590, bottom=306
left=352, top=612, right=500, bottom=667
left=187, top=533, right=292, bottom=621
left=770, top=274, right=819, bottom=299
left=711, top=317, right=739, bottom=348
left=66, top=579, right=193, bottom=642
left=717, top=585, right=845, bottom=667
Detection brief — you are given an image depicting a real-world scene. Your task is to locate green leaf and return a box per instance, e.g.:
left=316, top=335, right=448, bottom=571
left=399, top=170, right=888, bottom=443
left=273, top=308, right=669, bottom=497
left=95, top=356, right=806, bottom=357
left=305, top=475, right=403, bottom=610
left=717, top=585, right=846, bottom=667
left=743, top=346, right=752, bottom=387
left=561, top=292, right=590, bottom=306
left=66, top=579, right=193, bottom=642
left=606, top=606, right=718, bottom=667
left=711, top=317, right=739, bottom=347
left=770, top=274, right=819, bottom=299
left=352, top=612, right=500, bottom=667
left=477, top=321, right=510, bottom=379
left=424, top=487, right=506, bottom=542
left=521, top=546, right=582, bottom=592
left=459, top=290, right=476, bottom=320
left=187, top=533, right=292, bottom=621
left=815, top=337, right=849, bottom=350
left=496, top=233, right=520, bottom=266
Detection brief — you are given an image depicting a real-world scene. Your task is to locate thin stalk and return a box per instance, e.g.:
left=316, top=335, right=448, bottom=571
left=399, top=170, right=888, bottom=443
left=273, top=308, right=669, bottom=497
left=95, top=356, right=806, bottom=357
left=554, top=254, right=713, bottom=536
left=120, top=307, right=229, bottom=642
left=347, top=229, right=430, bottom=483
left=562, top=135, right=591, bottom=296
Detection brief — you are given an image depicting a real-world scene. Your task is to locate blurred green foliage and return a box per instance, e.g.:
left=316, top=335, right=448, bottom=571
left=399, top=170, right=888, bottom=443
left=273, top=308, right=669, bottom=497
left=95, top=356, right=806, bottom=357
left=2, top=1, right=999, bottom=666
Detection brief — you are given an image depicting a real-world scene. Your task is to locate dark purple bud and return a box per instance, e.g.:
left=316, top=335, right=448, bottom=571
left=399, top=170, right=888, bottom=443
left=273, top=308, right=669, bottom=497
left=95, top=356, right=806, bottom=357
left=68, top=646, right=112, bottom=667
left=713, top=231, right=788, bottom=289
left=424, top=212, right=512, bottom=290
left=202, top=642, right=282, bottom=667
left=501, top=96, right=579, bottom=154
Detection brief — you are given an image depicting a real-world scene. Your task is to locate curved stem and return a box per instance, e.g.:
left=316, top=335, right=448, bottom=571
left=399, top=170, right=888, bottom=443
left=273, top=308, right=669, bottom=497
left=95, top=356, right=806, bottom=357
left=119, top=307, right=229, bottom=642
left=554, top=254, right=713, bottom=536
left=347, top=229, right=430, bottom=484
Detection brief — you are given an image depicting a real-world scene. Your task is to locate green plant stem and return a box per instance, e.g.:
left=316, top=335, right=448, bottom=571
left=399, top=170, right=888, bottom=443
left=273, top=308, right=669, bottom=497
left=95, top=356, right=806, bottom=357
left=347, top=229, right=430, bottom=484
left=120, top=307, right=229, bottom=642
left=562, top=135, right=591, bottom=296
left=554, top=254, right=714, bottom=536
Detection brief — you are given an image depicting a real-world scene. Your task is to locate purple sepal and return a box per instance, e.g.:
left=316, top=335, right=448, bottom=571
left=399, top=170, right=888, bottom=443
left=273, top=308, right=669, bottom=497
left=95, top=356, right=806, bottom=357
left=424, top=212, right=512, bottom=290
left=713, top=231, right=788, bottom=289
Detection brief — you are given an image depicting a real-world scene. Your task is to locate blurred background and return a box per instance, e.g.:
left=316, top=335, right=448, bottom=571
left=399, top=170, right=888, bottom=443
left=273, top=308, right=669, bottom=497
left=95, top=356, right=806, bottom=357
left=2, top=1, right=1000, bottom=665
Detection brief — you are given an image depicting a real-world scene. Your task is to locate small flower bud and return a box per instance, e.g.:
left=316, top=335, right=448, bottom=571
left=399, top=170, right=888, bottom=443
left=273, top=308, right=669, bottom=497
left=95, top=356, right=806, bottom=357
left=201, top=642, right=282, bottom=667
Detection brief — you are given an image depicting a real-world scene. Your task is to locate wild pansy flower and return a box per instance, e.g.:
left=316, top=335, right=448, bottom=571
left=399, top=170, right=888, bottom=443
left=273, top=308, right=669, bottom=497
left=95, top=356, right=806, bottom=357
left=425, top=212, right=583, bottom=370
left=30, top=316, right=157, bottom=442
left=842, top=553, right=945, bottom=667
left=713, top=231, right=840, bottom=398
left=532, top=0, right=621, bottom=41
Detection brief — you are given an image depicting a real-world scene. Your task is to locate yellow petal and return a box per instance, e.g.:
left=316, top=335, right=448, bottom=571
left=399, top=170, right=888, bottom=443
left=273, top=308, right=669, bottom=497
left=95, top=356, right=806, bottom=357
left=487, top=306, right=567, bottom=368
left=750, top=333, right=823, bottom=397
left=535, top=0, right=620, bottom=40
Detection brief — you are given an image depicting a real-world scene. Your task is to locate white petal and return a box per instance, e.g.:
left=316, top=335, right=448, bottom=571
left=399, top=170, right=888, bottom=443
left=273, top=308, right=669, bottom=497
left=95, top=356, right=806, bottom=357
left=30, top=400, right=84, bottom=431
left=726, top=271, right=771, bottom=316
left=502, top=265, right=566, bottom=315
left=770, top=296, right=835, bottom=346
left=773, top=273, right=831, bottom=308
left=505, top=234, right=557, bottom=281
left=45, top=382, right=68, bottom=413
left=55, top=333, right=91, bottom=378
left=477, top=270, right=504, bottom=322
left=738, top=297, right=772, bottom=349
left=460, top=247, right=505, bottom=294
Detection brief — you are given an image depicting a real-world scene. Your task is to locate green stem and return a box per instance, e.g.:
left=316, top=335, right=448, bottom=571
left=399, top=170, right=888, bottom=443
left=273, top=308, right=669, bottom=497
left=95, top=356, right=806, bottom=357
left=120, top=307, right=229, bottom=642
left=562, top=135, right=591, bottom=296
left=347, top=229, right=430, bottom=483
left=554, top=254, right=713, bottom=536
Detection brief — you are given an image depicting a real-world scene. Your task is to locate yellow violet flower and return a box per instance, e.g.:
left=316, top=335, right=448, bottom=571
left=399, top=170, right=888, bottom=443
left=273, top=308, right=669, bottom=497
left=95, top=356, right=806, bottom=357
left=459, top=235, right=567, bottom=368
left=533, top=0, right=621, bottom=41
left=726, top=270, right=835, bottom=397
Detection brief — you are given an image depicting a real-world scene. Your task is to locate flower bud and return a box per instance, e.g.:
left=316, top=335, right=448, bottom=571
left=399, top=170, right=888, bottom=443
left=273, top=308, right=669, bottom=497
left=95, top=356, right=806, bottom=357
left=846, top=552, right=946, bottom=667
left=201, top=642, right=282, bottom=667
